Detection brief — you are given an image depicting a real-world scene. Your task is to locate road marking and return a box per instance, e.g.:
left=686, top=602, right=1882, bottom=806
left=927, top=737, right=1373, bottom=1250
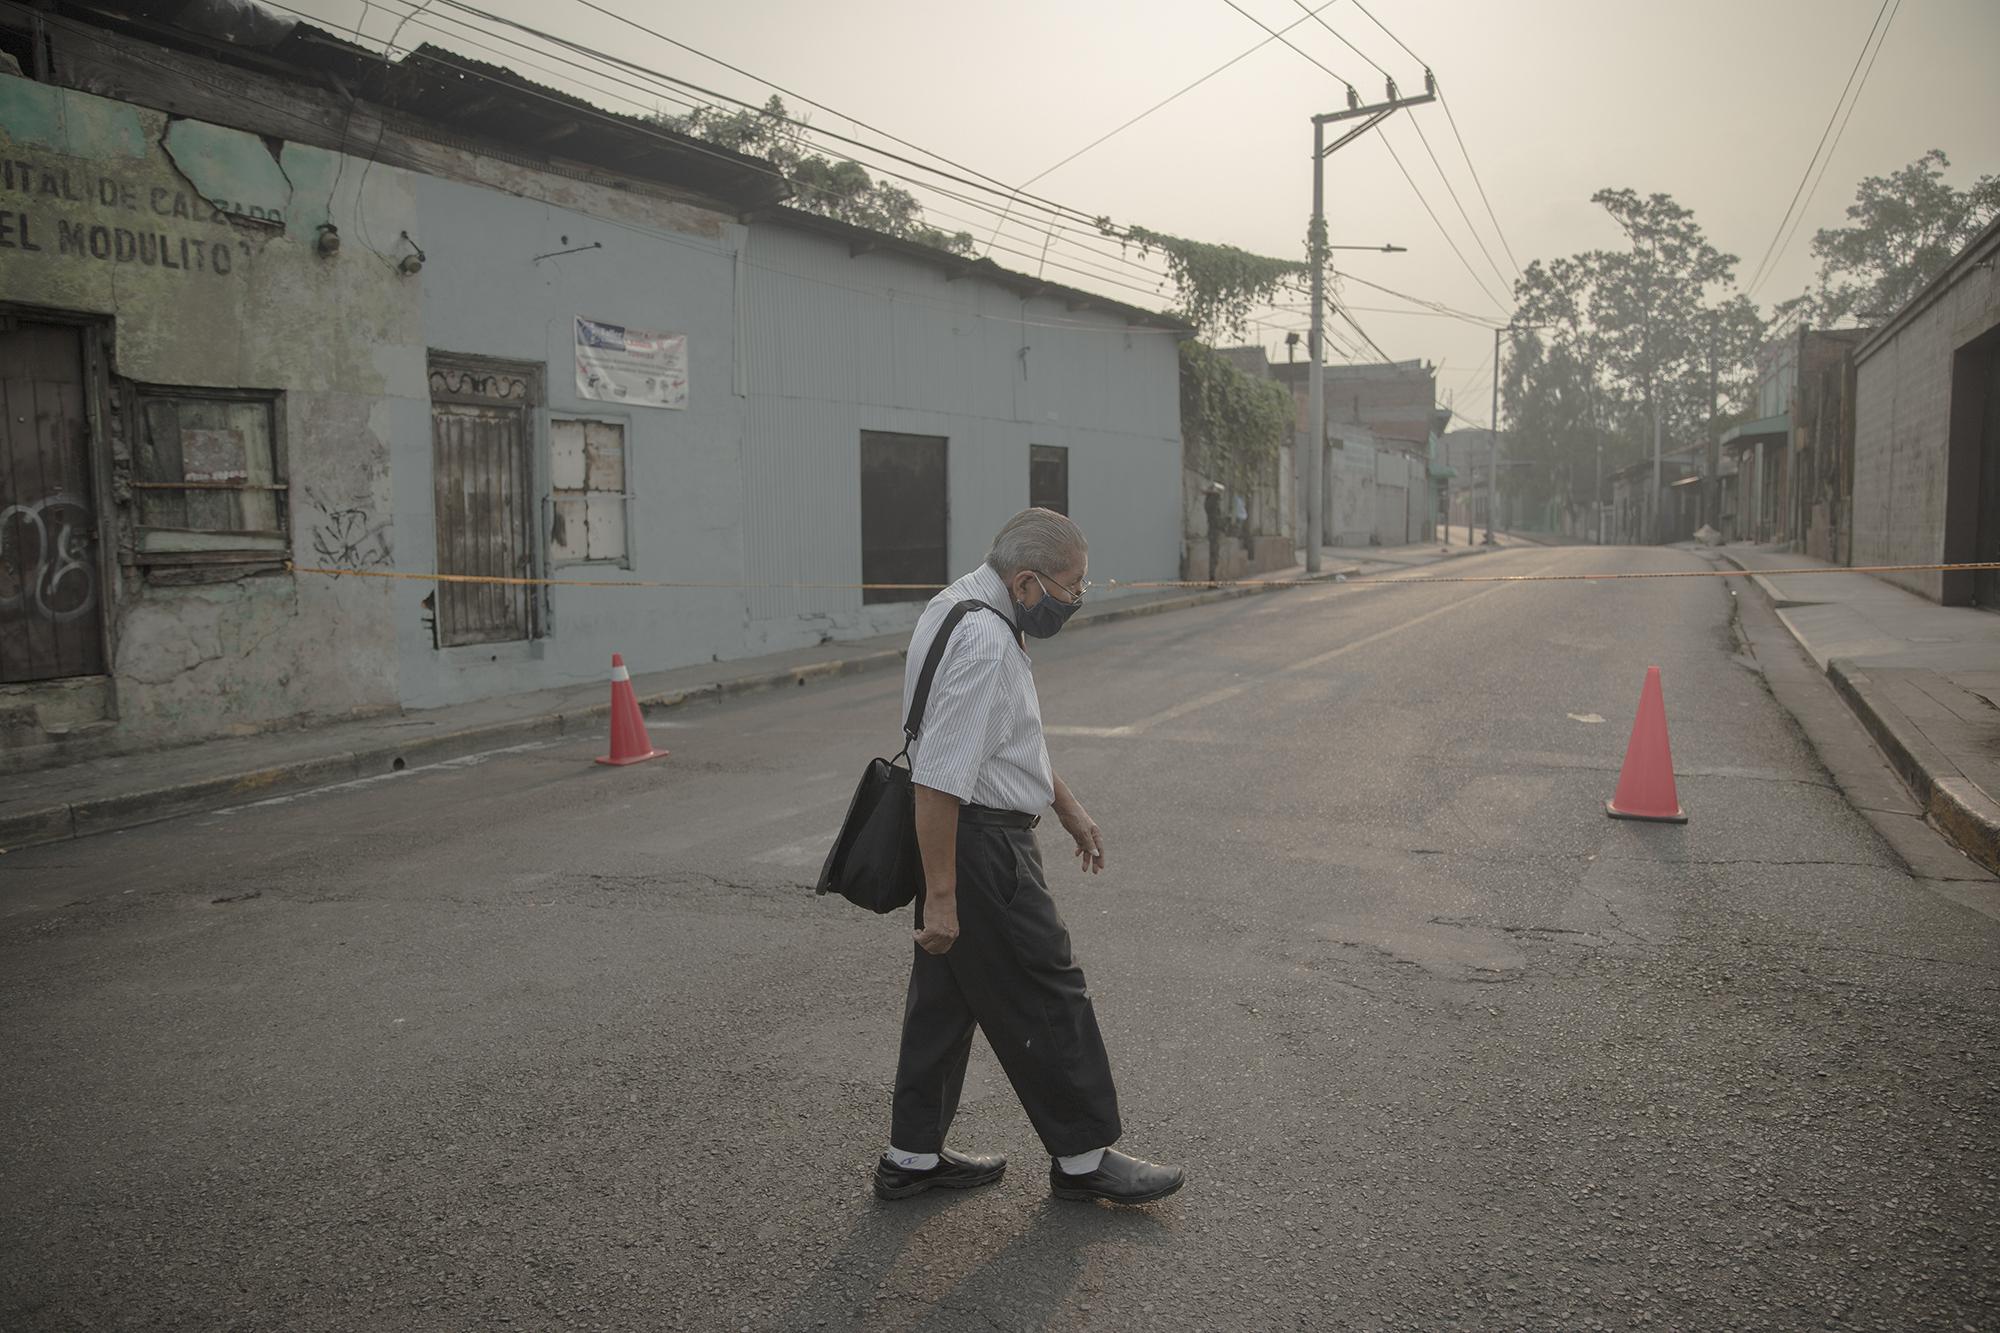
left=1047, top=564, right=1557, bottom=738
left=1280, top=580, right=1523, bottom=674
left=208, top=742, right=557, bottom=815
left=1568, top=713, right=1605, bottom=724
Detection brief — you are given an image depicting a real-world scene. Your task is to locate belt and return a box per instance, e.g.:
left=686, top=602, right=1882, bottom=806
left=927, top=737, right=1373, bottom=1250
left=959, top=803, right=1040, bottom=829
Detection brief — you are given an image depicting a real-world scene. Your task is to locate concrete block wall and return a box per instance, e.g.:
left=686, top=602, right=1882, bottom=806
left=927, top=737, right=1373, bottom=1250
left=1851, top=246, right=2000, bottom=601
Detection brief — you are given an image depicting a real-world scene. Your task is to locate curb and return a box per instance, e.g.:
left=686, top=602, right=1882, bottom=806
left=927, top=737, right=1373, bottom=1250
left=1827, top=660, right=2000, bottom=876
left=1, top=564, right=1362, bottom=854
left=1721, top=550, right=2000, bottom=876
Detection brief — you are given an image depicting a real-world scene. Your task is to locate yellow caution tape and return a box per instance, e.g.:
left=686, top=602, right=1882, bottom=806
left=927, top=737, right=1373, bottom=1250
left=287, top=560, right=2000, bottom=593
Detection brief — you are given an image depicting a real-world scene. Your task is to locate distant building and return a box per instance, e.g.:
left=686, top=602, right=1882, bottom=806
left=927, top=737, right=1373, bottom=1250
left=1722, top=324, right=1872, bottom=552
left=1849, top=214, right=2000, bottom=607
left=1271, top=359, right=1440, bottom=547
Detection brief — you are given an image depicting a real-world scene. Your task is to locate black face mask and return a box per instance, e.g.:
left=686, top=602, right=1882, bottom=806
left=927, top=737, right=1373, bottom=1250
left=1013, top=574, right=1082, bottom=639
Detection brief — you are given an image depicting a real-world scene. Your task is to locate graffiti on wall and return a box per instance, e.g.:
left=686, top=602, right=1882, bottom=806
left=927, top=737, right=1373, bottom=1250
left=305, top=488, right=392, bottom=572
left=0, top=493, right=97, bottom=623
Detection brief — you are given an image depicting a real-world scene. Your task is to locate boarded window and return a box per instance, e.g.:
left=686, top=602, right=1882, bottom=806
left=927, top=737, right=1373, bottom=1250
left=132, top=389, right=285, bottom=565
left=860, top=431, right=946, bottom=605
left=549, top=418, right=627, bottom=565
left=1030, top=444, right=1069, bottom=515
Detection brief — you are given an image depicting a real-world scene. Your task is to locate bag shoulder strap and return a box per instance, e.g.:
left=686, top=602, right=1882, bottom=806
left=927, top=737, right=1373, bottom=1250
left=902, top=599, right=1009, bottom=746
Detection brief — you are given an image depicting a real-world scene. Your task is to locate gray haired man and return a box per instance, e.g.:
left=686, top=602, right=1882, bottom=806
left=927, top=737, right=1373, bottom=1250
left=873, top=508, right=1185, bottom=1206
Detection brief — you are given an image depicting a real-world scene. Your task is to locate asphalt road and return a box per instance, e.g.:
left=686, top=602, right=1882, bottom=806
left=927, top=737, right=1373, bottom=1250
left=3, top=544, right=1996, bottom=1333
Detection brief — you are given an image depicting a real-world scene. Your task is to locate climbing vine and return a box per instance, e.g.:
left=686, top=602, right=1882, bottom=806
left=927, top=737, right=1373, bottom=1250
left=1102, top=222, right=1307, bottom=341
left=1178, top=341, right=1296, bottom=496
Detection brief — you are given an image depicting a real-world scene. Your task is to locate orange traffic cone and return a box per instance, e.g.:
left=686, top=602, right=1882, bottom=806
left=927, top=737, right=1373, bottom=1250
left=596, top=653, right=668, bottom=767
left=1606, top=666, right=1686, bottom=822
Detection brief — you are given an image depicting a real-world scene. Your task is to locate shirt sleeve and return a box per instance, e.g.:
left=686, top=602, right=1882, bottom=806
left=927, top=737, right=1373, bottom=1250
left=910, top=637, right=1013, bottom=804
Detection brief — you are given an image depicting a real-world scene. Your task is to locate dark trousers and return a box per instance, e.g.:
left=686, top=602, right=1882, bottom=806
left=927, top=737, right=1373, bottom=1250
left=891, top=824, right=1122, bottom=1157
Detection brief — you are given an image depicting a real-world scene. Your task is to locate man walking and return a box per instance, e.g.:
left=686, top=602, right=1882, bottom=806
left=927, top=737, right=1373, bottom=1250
left=873, top=508, right=1185, bottom=1206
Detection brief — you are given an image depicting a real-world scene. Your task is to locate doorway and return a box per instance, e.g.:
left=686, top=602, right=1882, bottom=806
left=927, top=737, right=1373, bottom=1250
left=1944, top=327, right=2000, bottom=610
left=1, top=319, right=107, bottom=683
left=859, top=431, right=947, bottom=605
left=427, top=355, right=542, bottom=646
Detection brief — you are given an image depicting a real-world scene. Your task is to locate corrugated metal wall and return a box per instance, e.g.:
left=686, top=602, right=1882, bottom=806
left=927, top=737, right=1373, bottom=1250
left=739, top=226, right=1182, bottom=635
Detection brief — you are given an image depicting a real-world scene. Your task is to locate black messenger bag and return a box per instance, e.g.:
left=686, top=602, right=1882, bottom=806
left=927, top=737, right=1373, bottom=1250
left=815, top=599, right=1008, bottom=913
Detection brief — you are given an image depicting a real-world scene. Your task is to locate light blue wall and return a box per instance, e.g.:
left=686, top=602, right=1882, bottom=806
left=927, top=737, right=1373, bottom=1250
left=399, top=175, right=746, bottom=708
left=736, top=225, right=1184, bottom=654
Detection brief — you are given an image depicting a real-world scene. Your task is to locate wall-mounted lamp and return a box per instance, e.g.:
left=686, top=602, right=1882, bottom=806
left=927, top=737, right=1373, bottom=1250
left=395, top=229, right=426, bottom=276
left=315, top=223, right=340, bottom=258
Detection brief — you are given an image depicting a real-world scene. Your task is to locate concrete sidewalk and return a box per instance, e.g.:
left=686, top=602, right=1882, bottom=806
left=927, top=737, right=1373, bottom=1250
left=1718, top=544, right=2000, bottom=874
left=0, top=541, right=1493, bottom=852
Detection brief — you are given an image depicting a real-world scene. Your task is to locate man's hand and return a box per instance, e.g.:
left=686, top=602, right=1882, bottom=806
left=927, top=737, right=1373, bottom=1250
left=1055, top=798, right=1105, bottom=875
left=915, top=890, right=959, bottom=954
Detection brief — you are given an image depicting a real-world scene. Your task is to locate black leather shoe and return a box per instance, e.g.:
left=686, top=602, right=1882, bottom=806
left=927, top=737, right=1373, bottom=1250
left=1049, top=1149, right=1185, bottom=1204
left=873, top=1148, right=1007, bottom=1201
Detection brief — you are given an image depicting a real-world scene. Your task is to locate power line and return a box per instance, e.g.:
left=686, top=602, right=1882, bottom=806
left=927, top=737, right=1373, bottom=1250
left=429, top=0, right=1110, bottom=234
left=1404, top=115, right=1514, bottom=295
left=1776, top=0, right=1896, bottom=292
left=562, top=0, right=1104, bottom=235
left=1013, top=0, right=1348, bottom=192
left=1219, top=0, right=1354, bottom=92
left=1435, top=85, right=1522, bottom=280
left=1378, top=133, right=1511, bottom=313
left=1763, top=0, right=1902, bottom=296
left=1328, top=296, right=1393, bottom=363
left=1223, top=0, right=1512, bottom=315
left=1744, top=0, right=1895, bottom=294
left=1286, top=0, right=1393, bottom=79
left=1346, top=0, right=1426, bottom=67
left=294, top=0, right=1182, bottom=293
left=1320, top=2, right=1523, bottom=284
left=37, top=11, right=1187, bottom=339
left=422, top=0, right=1221, bottom=291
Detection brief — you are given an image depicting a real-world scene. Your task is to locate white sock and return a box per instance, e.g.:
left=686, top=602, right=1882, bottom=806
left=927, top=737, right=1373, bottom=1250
left=1057, top=1147, right=1106, bottom=1175
left=885, top=1146, right=939, bottom=1171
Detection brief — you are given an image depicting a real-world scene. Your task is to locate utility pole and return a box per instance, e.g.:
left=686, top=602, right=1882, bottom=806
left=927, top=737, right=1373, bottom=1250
left=1284, top=331, right=1300, bottom=548
left=1486, top=322, right=1541, bottom=544
left=1308, top=76, right=1435, bottom=573
left=1705, top=322, right=1720, bottom=532
left=1652, top=396, right=1663, bottom=544
left=1488, top=324, right=1502, bottom=545
left=1595, top=442, right=1605, bottom=544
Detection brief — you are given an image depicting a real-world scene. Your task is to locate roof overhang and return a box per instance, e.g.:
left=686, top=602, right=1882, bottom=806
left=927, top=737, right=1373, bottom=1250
left=1719, top=412, right=1790, bottom=448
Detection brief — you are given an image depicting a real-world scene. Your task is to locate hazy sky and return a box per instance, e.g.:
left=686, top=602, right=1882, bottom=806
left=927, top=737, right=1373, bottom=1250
left=288, top=0, right=1999, bottom=423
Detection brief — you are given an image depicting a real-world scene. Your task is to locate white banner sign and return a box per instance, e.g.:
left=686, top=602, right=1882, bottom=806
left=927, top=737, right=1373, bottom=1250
left=575, top=316, right=688, bottom=410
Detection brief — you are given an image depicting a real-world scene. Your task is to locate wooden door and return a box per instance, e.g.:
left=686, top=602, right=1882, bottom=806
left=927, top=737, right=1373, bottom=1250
left=1, top=322, right=106, bottom=682
left=428, top=360, right=539, bottom=647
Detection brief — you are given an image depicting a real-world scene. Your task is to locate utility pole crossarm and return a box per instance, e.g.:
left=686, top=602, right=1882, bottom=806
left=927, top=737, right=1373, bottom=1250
left=1312, top=92, right=1437, bottom=127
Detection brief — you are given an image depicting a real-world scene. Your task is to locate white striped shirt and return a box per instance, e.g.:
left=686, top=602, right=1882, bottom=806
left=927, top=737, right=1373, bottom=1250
left=902, top=564, right=1055, bottom=814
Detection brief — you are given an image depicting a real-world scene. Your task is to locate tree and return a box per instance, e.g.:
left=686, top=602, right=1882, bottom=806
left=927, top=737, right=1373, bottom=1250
left=1784, top=149, right=2000, bottom=326
left=654, top=97, right=975, bottom=256
left=1506, top=189, right=1764, bottom=528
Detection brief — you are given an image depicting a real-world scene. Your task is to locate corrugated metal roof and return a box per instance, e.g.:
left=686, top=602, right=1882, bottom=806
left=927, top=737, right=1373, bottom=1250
left=54, top=0, right=788, bottom=210
left=758, top=208, right=1192, bottom=333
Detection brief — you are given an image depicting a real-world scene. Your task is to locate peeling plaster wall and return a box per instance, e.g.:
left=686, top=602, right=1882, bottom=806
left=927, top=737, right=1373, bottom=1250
left=1, top=74, right=417, bottom=741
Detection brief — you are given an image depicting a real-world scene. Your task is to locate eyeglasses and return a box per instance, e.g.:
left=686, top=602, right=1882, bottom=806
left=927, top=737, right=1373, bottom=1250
left=1033, top=571, right=1089, bottom=604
